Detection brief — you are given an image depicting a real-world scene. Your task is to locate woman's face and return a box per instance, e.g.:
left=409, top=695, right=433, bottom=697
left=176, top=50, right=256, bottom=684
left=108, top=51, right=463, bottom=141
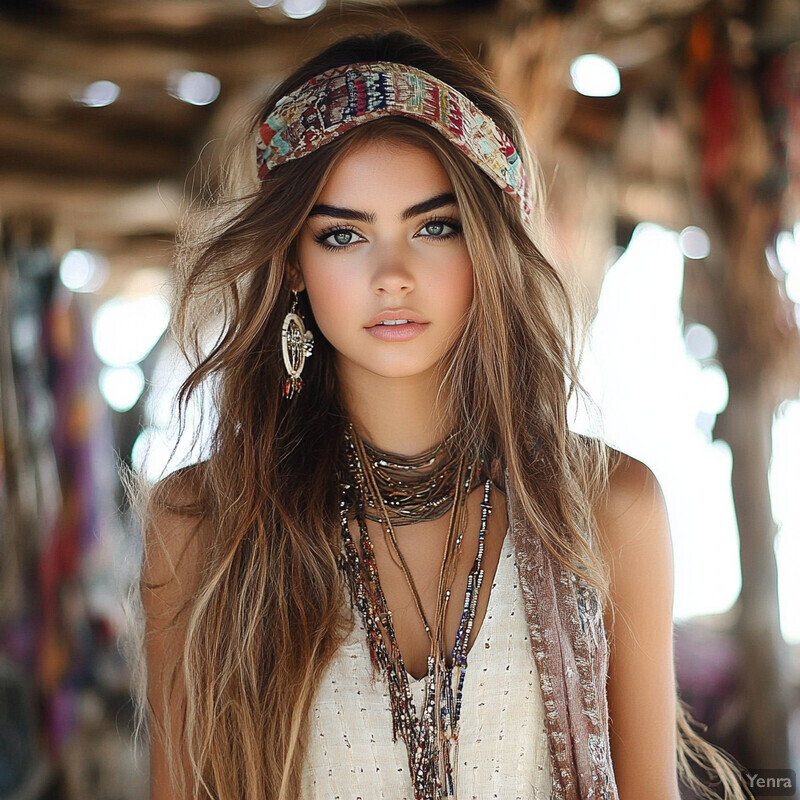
left=296, top=139, right=474, bottom=387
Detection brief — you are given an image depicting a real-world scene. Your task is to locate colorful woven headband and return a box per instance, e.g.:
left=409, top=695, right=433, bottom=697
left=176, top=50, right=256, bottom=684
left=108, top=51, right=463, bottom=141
left=255, top=61, right=532, bottom=218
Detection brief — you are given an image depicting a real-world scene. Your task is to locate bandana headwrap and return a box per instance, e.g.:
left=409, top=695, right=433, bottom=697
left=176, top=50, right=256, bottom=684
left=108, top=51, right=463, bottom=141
left=256, top=61, right=533, bottom=218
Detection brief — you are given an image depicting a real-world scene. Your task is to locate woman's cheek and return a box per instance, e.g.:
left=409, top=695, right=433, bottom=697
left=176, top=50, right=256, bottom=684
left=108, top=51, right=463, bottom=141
left=441, top=254, right=474, bottom=317
left=304, top=266, right=359, bottom=342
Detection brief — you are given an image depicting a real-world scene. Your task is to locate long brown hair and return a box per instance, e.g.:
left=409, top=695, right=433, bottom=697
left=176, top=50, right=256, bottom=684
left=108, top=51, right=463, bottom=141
left=126, top=28, right=752, bottom=800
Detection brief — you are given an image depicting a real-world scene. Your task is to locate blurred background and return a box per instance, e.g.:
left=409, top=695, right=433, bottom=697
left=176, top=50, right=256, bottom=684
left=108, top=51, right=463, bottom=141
left=0, top=0, right=798, bottom=798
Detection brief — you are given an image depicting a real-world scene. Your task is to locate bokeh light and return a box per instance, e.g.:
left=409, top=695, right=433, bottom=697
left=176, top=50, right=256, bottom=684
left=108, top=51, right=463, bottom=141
left=92, top=295, right=170, bottom=367
left=167, top=70, right=221, bottom=106
left=99, top=365, right=146, bottom=412
left=59, top=249, right=108, bottom=293
left=73, top=80, right=120, bottom=108
left=679, top=225, right=711, bottom=260
left=281, top=0, right=326, bottom=20
left=685, top=323, right=718, bottom=360
left=569, top=54, right=620, bottom=97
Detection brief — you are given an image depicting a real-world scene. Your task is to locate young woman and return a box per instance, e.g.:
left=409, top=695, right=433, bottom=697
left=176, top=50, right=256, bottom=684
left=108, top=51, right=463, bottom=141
left=132, top=28, right=753, bottom=800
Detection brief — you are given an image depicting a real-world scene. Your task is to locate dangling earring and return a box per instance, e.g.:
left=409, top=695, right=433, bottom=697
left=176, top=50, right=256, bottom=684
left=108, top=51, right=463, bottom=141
left=281, top=289, right=314, bottom=399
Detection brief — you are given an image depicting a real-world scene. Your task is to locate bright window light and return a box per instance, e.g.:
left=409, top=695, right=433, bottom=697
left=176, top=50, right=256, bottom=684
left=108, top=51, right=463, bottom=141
left=137, top=322, right=223, bottom=479
left=696, top=363, right=729, bottom=416
left=775, top=230, right=798, bottom=274
left=573, top=222, right=741, bottom=623
left=92, top=294, right=170, bottom=367
left=771, top=400, right=800, bottom=643
left=131, top=427, right=175, bottom=483
left=775, top=227, right=800, bottom=302
left=574, top=221, right=798, bottom=643
left=569, top=54, right=620, bottom=98
left=786, top=269, right=800, bottom=304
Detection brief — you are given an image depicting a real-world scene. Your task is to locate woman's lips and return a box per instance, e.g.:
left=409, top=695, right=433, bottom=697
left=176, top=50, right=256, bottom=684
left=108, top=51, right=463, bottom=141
left=366, top=321, right=429, bottom=341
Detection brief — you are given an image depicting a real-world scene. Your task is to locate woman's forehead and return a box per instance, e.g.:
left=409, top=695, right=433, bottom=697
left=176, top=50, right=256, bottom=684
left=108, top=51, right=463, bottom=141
left=315, top=140, right=455, bottom=210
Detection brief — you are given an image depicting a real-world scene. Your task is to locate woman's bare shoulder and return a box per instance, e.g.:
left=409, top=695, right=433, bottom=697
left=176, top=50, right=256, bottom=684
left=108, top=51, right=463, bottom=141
left=600, top=448, right=666, bottom=522
left=141, top=461, right=211, bottom=610
left=592, top=446, right=674, bottom=629
left=588, top=447, right=672, bottom=601
left=149, top=460, right=209, bottom=517
left=140, top=464, right=212, bottom=796
left=591, top=450, right=680, bottom=796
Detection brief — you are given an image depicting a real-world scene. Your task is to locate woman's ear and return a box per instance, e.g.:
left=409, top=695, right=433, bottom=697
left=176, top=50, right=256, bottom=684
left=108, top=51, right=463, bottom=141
left=286, top=264, right=306, bottom=293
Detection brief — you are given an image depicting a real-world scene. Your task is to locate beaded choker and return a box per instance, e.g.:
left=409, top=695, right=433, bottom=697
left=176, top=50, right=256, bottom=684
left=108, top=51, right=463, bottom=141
left=340, top=425, right=491, bottom=800
left=355, top=431, right=461, bottom=527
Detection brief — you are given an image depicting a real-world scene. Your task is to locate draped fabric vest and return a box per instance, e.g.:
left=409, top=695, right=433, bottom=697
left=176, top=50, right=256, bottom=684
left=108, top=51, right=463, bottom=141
left=506, top=482, right=619, bottom=800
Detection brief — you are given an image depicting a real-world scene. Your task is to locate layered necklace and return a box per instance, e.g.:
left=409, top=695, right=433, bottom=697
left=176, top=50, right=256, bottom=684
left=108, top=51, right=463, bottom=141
left=339, top=423, right=492, bottom=800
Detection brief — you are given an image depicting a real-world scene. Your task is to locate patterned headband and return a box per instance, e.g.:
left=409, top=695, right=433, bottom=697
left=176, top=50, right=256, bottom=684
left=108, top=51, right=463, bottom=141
left=255, top=61, right=532, bottom=218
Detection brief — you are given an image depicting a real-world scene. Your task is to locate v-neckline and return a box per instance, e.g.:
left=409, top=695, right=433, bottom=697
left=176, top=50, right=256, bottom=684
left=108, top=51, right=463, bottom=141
left=403, top=527, right=509, bottom=685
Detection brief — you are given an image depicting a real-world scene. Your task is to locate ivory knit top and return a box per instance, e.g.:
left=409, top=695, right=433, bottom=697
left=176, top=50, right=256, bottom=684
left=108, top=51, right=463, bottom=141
left=301, top=530, right=553, bottom=799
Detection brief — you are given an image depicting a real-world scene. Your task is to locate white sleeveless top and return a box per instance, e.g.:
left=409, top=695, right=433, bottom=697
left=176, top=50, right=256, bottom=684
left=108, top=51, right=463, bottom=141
left=301, top=531, right=553, bottom=799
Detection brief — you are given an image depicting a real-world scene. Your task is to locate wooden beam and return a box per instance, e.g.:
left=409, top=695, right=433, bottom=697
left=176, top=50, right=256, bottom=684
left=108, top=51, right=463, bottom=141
left=0, top=112, right=186, bottom=181
left=0, top=8, right=494, bottom=86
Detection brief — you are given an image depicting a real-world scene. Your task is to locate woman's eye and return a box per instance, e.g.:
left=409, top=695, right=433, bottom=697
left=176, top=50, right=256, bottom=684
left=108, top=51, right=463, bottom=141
left=424, top=221, right=445, bottom=236
left=333, top=231, right=353, bottom=245
left=418, top=219, right=462, bottom=239
left=315, top=227, right=363, bottom=249
left=314, top=219, right=461, bottom=249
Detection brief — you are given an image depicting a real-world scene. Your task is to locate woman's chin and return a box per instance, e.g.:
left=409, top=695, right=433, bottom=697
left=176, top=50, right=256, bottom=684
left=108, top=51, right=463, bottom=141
left=335, top=357, right=443, bottom=385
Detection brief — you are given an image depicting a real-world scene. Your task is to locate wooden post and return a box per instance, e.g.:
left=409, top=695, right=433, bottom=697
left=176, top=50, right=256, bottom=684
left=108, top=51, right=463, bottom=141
left=688, top=5, right=800, bottom=766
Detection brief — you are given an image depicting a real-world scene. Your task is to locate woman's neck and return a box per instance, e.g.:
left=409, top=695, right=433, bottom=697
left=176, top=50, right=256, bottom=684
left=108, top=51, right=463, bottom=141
left=339, top=367, right=452, bottom=457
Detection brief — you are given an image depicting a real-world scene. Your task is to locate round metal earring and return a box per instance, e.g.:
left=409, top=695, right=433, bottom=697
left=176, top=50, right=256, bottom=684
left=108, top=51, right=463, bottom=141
left=281, top=290, right=314, bottom=399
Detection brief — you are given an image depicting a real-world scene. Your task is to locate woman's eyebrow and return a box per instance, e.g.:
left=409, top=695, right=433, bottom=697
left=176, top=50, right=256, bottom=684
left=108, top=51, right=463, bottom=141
left=307, top=192, right=458, bottom=223
left=400, top=193, right=458, bottom=221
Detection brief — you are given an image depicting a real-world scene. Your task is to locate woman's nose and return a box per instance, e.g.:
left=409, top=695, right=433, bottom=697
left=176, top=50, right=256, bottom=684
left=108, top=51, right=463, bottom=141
left=370, top=242, right=416, bottom=296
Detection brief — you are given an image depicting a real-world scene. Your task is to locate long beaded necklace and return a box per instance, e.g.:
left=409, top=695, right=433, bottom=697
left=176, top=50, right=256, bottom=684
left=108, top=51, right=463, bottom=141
left=339, top=425, right=492, bottom=800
